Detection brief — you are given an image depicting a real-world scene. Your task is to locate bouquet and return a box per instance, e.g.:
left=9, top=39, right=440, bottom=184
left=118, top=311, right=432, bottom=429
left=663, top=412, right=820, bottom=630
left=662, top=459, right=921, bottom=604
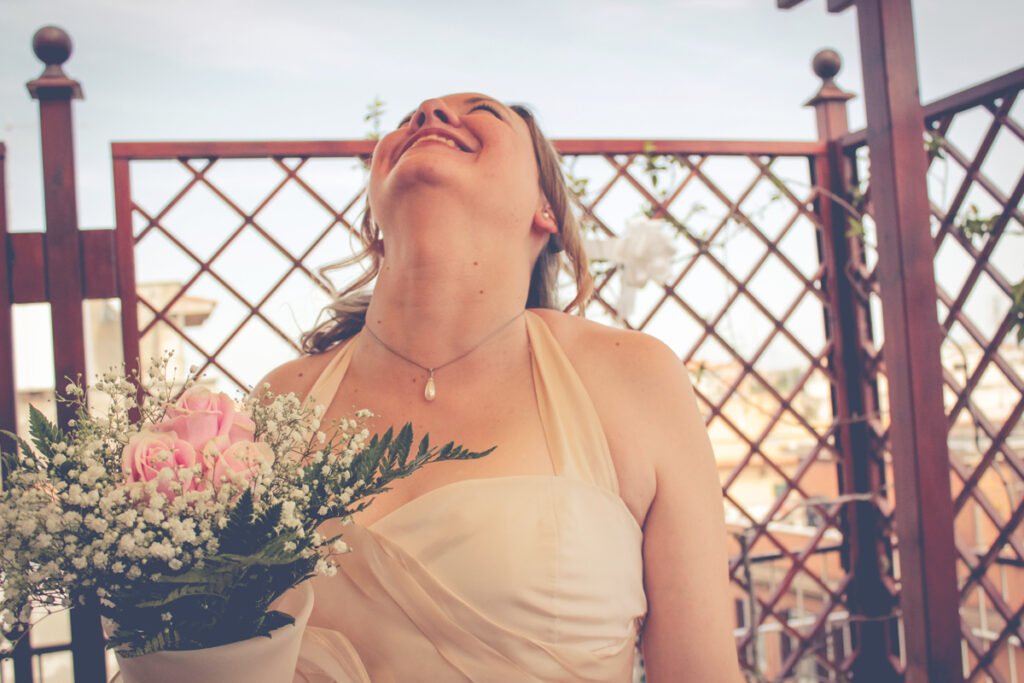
left=0, top=354, right=491, bottom=658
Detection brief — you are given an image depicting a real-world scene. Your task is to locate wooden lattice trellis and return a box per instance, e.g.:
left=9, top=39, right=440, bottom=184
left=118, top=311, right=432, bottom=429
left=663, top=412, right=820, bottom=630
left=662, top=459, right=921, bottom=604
left=116, top=142, right=375, bottom=391
left=842, top=68, right=1024, bottom=681
left=561, top=142, right=858, bottom=678
left=3, top=16, right=1022, bottom=683
left=104, top=131, right=872, bottom=680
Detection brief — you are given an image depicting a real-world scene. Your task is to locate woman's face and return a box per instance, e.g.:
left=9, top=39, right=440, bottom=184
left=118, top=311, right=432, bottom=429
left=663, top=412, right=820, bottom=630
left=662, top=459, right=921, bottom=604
left=367, top=93, right=549, bottom=245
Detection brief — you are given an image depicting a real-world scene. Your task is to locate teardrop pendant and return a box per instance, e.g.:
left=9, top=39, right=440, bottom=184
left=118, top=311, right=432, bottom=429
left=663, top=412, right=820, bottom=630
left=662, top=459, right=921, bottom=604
left=424, top=373, right=437, bottom=402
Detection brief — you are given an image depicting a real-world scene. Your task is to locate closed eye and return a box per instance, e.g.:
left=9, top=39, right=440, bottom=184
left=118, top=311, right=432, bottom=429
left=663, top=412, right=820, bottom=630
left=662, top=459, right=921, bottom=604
left=470, top=103, right=502, bottom=119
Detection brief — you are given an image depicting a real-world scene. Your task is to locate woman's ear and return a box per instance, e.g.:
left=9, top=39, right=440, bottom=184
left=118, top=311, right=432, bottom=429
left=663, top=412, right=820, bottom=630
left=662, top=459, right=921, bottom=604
left=532, top=206, right=559, bottom=236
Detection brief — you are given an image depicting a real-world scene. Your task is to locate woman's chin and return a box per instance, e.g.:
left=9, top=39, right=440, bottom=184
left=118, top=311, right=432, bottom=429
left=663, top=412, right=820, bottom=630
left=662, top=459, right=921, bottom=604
left=382, top=160, right=473, bottom=199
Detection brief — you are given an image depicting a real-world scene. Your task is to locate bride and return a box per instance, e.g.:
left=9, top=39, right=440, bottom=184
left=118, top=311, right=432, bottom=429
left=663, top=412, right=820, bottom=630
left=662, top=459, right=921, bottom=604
left=259, top=93, right=741, bottom=682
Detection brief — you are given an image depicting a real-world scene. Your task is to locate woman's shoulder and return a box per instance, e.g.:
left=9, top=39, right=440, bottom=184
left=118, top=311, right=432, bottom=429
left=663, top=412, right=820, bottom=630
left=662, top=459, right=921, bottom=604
left=527, top=310, right=700, bottom=519
left=252, top=341, right=350, bottom=400
left=529, top=308, right=683, bottom=384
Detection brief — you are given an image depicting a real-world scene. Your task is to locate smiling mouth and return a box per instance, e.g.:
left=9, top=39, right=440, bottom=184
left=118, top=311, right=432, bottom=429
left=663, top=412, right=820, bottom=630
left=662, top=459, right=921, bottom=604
left=409, top=134, right=462, bottom=151
left=398, top=130, right=471, bottom=159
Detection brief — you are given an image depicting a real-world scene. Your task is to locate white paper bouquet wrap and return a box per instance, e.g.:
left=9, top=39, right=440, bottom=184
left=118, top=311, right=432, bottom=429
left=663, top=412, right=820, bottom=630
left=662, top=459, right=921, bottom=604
left=113, top=582, right=313, bottom=683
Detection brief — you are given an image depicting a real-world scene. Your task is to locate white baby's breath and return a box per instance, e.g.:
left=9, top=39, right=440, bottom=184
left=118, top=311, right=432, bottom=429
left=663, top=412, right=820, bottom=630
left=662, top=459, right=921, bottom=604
left=1, top=353, right=488, bottom=655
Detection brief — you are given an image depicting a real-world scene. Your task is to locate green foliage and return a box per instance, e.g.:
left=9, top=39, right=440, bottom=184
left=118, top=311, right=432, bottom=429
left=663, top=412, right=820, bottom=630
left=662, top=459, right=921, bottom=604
left=924, top=131, right=947, bottom=160
left=134, top=582, right=229, bottom=609
left=0, top=430, right=38, bottom=472
left=563, top=167, right=590, bottom=203
left=115, top=628, right=180, bottom=658
left=107, top=520, right=317, bottom=656
left=950, top=205, right=1022, bottom=343
left=103, top=418, right=490, bottom=656
left=956, top=203, right=1000, bottom=242
left=690, top=361, right=708, bottom=386
left=220, top=489, right=257, bottom=551
left=845, top=180, right=866, bottom=209
left=807, top=180, right=870, bottom=244
left=767, top=173, right=787, bottom=195
left=845, top=216, right=864, bottom=239
left=364, top=96, right=387, bottom=141
left=642, top=154, right=674, bottom=194
left=847, top=182, right=868, bottom=213
left=0, top=408, right=68, bottom=482
left=1010, top=279, right=1024, bottom=345
left=6, top=359, right=501, bottom=658
left=28, top=405, right=64, bottom=462
left=0, top=444, right=16, bottom=483
left=349, top=423, right=493, bottom=497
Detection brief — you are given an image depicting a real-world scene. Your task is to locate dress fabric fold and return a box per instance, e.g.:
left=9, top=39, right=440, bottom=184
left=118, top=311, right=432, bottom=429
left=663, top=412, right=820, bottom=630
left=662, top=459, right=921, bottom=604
left=294, top=311, right=647, bottom=682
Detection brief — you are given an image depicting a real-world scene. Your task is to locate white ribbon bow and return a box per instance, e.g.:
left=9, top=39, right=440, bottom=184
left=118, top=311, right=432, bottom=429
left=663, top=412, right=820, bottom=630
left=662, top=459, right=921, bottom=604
left=585, top=217, right=677, bottom=320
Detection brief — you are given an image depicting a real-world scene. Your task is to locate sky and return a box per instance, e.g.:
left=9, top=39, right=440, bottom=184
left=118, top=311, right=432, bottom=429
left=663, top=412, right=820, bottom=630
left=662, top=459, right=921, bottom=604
left=2, top=0, right=1022, bottom=390
left=2, top=0, right=1021, bottom=233
left=0, top=6, right=1019, bottom=675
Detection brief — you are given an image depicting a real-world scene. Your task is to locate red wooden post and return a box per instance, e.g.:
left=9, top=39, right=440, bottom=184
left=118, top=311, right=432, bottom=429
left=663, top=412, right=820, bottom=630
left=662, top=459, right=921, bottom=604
left=25, top=25, right=108, bottom=683
left=852, top=1, right=962, bottom=680
left=807, top=49, right=901, bottom=681
left=0, top=142, right=13, bottom=472
left=0, top=139, right=35, bottom=683
left=112, top=157, right=142, bottom=400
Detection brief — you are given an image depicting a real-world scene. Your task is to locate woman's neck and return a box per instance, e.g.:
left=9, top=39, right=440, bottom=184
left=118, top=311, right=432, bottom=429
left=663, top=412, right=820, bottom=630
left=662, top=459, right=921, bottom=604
left=363, top=252, right=531, bottom=371
left=359, top=190, right=545, bottom=368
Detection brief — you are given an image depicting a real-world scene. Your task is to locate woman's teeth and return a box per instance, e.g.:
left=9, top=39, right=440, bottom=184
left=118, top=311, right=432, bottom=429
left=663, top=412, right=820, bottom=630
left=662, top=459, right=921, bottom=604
left=413, top=135, right=459, bottom=149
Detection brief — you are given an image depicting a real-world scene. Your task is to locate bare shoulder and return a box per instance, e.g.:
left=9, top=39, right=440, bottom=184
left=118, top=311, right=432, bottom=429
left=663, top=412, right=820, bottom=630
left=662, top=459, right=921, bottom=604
left=529, top=308, right=700, bottom=476
left=529, top=308, right=689, bottom=406
left=531, top=311, right=738, bottom=678
left=251, top=344, right=344, bottom=400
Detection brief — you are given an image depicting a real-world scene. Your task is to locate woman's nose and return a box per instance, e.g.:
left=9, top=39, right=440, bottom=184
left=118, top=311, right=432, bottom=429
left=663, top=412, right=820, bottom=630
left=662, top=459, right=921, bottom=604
left=410, top=98, right=460, bottom=129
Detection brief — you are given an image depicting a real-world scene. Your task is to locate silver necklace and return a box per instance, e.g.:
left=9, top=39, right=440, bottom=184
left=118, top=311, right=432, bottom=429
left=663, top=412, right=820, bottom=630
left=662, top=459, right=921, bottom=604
left=363, top=311, right=526, bottom=402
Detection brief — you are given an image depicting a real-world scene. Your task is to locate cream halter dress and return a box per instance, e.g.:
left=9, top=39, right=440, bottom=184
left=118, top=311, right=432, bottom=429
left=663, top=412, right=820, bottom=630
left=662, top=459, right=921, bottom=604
left=293, top=311, right=647, bottom=682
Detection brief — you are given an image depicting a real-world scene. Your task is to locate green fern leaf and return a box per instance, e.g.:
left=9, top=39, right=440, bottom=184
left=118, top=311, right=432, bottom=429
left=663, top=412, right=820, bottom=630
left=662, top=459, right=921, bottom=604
left=218, top=490, right=257, bottom=554
left=119, top=628, right=178, bottom=659
left=28, top=405, right=64, bottom=459
left=0, top=430, right=37, bottom=473
left=390, top=423, right=413, bottom=468
left=135, top=583, right=227, bottom=609
left=252, top=610, right=295, bottom=638
left=255, top=501, right=283, bottom=535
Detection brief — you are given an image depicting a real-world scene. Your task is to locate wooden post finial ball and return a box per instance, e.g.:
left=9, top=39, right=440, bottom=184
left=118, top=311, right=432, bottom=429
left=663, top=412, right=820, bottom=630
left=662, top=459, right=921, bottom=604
left=812, top=49, right=842, bottom=82
left=32, top=26, right=73, bottom=79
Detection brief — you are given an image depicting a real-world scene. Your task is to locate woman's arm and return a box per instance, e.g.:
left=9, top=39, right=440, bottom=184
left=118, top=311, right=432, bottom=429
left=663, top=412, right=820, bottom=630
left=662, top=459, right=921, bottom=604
left=616, top=335, right=743, bottom=681
left=538, top=308, right=744, bottom=680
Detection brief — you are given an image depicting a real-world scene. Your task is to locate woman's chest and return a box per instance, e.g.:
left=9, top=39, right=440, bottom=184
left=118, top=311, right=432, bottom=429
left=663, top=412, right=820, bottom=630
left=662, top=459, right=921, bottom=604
left=321, top=370, right=555, bottom=527
left=368, top=476, right=646, bottom=646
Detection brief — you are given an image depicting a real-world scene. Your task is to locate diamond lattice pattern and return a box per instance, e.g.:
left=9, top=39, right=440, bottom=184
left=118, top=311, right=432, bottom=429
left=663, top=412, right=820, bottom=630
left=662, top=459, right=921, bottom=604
left=566, top=150, right=852, bottom=679
left=123, top=144, right=852, bottom=680
left=847, top=87, right=1024, bottom=680
left=130, top=154, right=371, bottom=392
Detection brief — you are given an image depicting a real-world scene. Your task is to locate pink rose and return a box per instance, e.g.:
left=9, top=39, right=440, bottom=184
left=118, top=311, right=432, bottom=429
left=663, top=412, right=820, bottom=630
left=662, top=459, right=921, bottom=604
left=212, top=440, right=274, bottom=489
left=153, top=387, right=255, bottom=455
left=122, top=429, right=204, bottom=499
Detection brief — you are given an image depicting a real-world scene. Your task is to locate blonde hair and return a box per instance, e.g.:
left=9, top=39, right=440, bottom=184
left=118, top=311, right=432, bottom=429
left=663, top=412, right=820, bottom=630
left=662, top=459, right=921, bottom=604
left=301, top=103, right=593, bottom=354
